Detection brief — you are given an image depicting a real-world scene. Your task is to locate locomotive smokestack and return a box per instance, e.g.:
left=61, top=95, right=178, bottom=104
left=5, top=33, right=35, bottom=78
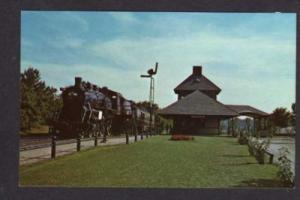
left=93, top=85, right=97, bottom=91
left=75, top=77, right=82, bottom=88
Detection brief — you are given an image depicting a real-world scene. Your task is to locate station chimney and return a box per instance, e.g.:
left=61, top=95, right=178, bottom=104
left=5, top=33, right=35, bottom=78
left=193, top=66, right=202, bottom=76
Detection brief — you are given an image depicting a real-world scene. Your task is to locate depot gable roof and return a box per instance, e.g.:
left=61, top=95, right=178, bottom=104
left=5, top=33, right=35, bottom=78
left=158, top=90, right=238, bottom=117
left=174, top=66, right=221, bottom=94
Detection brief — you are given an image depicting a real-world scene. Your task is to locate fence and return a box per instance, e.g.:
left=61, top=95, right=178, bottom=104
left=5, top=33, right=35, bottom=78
left=49, top=129, right=153, bottom=159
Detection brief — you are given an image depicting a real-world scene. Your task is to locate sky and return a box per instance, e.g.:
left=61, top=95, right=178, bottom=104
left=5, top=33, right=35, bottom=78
left=21, top=11, right=296, bottom=113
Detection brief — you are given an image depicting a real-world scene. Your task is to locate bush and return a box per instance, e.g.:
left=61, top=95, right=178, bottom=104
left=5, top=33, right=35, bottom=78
left=277, top=147, right=294, bottom=187
left=247, top=145, right=254, bottom=156
left=247, top=137, right=270, bottom=164
left=170, top=134, right=194, bottom=141
left=238, top=132, right=248, bottom=145
left=238, top=136, right=248, bottom=145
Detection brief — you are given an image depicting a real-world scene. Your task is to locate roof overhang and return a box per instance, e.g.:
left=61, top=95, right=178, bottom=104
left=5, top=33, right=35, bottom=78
left=158, top=113, right=238, bottom=119
left=226, top=105, right=269, bottom=117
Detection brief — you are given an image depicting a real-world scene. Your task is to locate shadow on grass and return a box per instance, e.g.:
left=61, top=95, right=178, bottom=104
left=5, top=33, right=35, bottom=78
left=222, top=162, right=258, bottom=166
left=219, top=139, right=242, bottom=145
left=221, top=154, right=250, bottom=158
left=20, top=134, right=51, bottom=138
left=235, top=178, right=285, bottom=188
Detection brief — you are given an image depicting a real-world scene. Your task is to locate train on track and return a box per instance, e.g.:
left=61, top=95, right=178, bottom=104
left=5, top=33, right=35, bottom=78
left=52, top=77, right=152, bottom=139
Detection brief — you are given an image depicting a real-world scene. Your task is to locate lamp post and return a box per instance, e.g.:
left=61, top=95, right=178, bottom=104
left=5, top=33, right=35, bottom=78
left=141, top=62, right=158, bottom=136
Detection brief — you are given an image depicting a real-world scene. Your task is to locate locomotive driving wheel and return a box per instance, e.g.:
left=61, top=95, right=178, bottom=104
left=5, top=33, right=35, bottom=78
left=88, top=122, right=97, bottom=138
left=80, top=123, right=90, bottom=138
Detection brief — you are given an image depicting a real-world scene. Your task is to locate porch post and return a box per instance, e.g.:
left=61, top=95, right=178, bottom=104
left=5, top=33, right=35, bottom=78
left=231, top=118, right=234, bottom=137
left=218, top=118, right=220, bottom=135
left=227, top=118, right=230, bottom=135
left=253, top=117, right=256, bottom=137
left=258, top=117, right=261, bottom=138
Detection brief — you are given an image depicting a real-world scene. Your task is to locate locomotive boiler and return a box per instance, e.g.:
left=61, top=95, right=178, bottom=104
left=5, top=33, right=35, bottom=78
left=54, top=77, right=112, bottom=138
left=53, top=77, right=152, bottom=139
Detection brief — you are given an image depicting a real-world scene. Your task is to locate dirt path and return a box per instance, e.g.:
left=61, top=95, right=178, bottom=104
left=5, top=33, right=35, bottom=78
left=20, top=135, right=147, bottom=165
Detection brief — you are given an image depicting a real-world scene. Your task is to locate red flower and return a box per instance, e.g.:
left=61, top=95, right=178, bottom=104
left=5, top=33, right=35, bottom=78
left=170, top=134, right=194, bottom=141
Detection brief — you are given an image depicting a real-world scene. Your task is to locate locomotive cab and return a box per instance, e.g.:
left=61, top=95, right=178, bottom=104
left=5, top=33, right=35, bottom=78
left=122, top=100, right=133, bottom=116
left=60, top=78, right=85, bottom=122
left=100, top=87, right=122, bottom=115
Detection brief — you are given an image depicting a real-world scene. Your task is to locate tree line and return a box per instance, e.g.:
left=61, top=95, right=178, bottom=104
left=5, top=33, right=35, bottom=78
left=270, top=104, right=295, bottom=128
left=136, top=101, right=173, bottom=133
left=223, top=104, right=296, bottom=136
left=21, top=67, right=294, bottom=134
left=20, top=67, right=171, bottom=134
left=20, top=67, right=62, bottom=131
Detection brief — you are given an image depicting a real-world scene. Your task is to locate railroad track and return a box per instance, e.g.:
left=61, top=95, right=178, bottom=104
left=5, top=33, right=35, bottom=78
left=19, top=135, right=147, bottom=165
left=20, top=136, right=105, bottom=151
left=19, top=134, right=135, bottom=151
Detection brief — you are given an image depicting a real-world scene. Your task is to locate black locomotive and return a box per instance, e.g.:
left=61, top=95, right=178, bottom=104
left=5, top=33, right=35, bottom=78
left=53, top=77, right=151, bottom=139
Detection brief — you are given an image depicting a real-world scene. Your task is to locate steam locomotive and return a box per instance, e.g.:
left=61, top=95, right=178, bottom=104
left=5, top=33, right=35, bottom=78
left=53, top=77, right=151, bottom=139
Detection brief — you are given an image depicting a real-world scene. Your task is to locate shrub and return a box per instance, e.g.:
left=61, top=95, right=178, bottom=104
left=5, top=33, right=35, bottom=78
left=170, top=134, right=194, bottom=141
left=238, top=132, right=248, bottom=145
left=247, top=137, right=270, bottom=164
left=277, top=147, right=294, bottom=187
left=247, top=144, right=254, bottom=156
left=238, top=136, right=248, bottom=145
left=247, top=137, right=256, bottom=156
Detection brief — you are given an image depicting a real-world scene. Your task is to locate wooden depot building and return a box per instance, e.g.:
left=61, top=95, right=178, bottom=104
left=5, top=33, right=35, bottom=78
left=158, top=66, right=269, bottom=135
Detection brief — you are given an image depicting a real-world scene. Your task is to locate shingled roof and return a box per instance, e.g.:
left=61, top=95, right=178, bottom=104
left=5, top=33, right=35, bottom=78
left=158, top=90, right=238, bottom=117
left=174, top=66, right=221, bottom=94
left=226, top=105, right=269, bottom=117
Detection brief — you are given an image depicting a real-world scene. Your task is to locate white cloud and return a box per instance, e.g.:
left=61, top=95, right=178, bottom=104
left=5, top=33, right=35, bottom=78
left=38, top=11, right=89, bottom=36
left=21, top=60, right=150, bottom=103
left=87, top=29, right=295, bottom=112
left=60, top=12, right=89, bottom=32
left=21, top=12, right=296, bottom=113
left=47, top=37, right=85, bottom=49
left=216, top=75, right=295, bottom=113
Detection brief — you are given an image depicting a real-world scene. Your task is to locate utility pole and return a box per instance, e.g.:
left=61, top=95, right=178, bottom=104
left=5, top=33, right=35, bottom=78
left=141, top=62, right=158, bottom=136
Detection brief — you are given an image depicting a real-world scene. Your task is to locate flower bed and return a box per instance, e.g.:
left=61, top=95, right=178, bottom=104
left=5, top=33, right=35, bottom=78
left=170, top=134, right=194, bottom=141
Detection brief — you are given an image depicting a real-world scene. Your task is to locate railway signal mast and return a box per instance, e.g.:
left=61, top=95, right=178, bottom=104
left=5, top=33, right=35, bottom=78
left=141, top=62, right=158, bottom=136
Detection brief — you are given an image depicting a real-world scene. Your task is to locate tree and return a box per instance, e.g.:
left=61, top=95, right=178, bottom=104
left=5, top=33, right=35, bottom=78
left=291, top=103, right=295, bottom=114
left=136, top=101, right=159, bottom=113
left=290, top=103, right=296, bottom=127
left=20, top=67, right=62, bottom=131
left=20, top=68, right=42, bottom=130
left=136, top=101, right=174, bottom=134
left=270, top=107, right=292, bottom=128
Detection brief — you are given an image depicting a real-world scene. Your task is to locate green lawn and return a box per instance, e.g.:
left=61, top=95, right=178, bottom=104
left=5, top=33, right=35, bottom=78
left=20, top=136, right=283, bottom=187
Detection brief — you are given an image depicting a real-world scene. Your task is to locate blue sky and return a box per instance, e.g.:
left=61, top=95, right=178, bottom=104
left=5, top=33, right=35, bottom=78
left=21, top=11, right=296, bottom=113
